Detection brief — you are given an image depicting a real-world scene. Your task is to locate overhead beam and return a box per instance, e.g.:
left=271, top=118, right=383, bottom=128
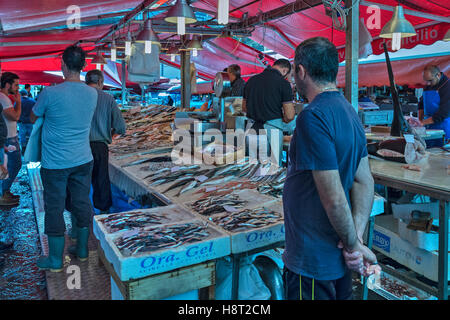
left=264, top=24, right=297, bottom=50
left=206, top=40, right=264, bottom=67
left=360, top=1, right=450, bottom=23
left=0, top=11, right=128, bottom=36
left=228, top=0, right=323, bottom=30
left=96, top=0, right=170, bottom=44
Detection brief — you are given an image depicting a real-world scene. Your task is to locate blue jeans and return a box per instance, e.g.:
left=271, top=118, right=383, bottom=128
left=2, top=136, right=22, bottom=193
left=18, top=123, right=34, bottom=149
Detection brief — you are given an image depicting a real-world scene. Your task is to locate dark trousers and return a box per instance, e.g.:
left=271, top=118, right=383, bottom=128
left=283, top=267, right=353, bottom=300
left=41, top=161, right=94, bottom=237
left=2, top=136, right=22, bottom=193
left=90, top=141, right=112, bottom=211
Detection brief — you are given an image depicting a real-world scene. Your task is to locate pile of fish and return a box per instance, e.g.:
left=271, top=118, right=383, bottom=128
left=211, top=207, right=282, bottom=232
left=190, top=194, right=247, bottom=216
left=257, top=182, right=285, bottom=198
left=98, top=211, right=169, bottom=233
left=144, top=159, right=286, bottom=198
left=110, top=105, right=176, bottom=156
left=114, top=222, right=210, bottom=256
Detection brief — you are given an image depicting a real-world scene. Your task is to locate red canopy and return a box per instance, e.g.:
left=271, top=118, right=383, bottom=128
left=0, top=1, right=448, bottom=88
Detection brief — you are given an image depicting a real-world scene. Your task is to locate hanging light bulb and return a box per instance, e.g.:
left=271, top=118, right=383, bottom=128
left=192, top=48, right=197, bottom=57
left=164, top=0, right=196, bottom=36
left=177, top=17, right=186, bottom=35
left=96, top=64, right=101, bottom=70
left=217, top=0, right=229, bottom=25
left=125, top=31, right=132, bottom=56
left=136, top=15, right=160, bottom=54
left=110, top=39, right=117, bottom=62
left=171, top=54, right=176, bottom=62
left=379, top=5, right=416, bottom=51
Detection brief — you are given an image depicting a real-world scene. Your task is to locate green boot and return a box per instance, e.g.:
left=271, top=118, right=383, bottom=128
left=69, top=213, right=78, bottom=242
left=37, top=236, right=65, bottom=272
left=68, top=227, right=89, bottom=261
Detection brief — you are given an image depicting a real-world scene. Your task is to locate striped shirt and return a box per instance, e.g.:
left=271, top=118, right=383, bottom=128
left=89, top=88, right=126, bottom=144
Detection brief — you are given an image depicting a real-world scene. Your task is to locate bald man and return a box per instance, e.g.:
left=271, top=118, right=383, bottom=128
left=418, top=65, right=450, bottom=144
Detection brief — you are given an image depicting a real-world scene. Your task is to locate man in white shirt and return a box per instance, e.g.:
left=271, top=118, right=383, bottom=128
left=0, top=72, right=22, bottom=206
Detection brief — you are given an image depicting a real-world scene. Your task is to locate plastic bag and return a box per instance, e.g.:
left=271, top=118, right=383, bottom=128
left=215, top=255, right=271, bottom=300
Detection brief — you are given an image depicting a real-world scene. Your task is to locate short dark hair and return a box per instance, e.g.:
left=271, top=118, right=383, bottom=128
left=24, top=84, right=31, bottom=89
left=294, top=37, right=338, bottom=85
left=227, top=64, right=241, bottom=78
left=85, top=69, right=104, bottom=85
left=273, top=59, right=291, bottom=73
left=20, top=89, right=28, bottom=96
left=1, top=72, right=19, bottom=89
left=62, top=45, right=86, bottom=73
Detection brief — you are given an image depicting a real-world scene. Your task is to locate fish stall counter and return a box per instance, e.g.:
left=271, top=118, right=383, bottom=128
left=369, top=150, right=450, bottom=300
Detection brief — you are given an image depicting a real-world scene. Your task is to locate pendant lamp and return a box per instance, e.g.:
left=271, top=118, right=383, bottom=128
left=379, top=5, right=416, bottom=51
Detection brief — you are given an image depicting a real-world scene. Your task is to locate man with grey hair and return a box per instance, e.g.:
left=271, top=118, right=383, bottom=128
left=84, top=69, right=126, bottom=215
left=418, top=65, right=449, bottom=144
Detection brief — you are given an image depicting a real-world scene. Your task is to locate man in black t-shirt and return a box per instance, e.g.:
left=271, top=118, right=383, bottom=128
left=243, top=59, right=295, bottom=165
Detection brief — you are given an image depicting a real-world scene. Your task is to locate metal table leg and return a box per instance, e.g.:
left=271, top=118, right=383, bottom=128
left=438, top=201, right=449, bottom=300
left=231, top=255, right=240, bottom=300
left=362, top=216, right=375, bottom=300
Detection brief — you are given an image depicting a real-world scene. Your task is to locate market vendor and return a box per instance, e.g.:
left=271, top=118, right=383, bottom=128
left=242, top=59, right=295, bottom=165
left=418, top=65, right=450, bottom=142
left=226, top=64, right=246, bottom=97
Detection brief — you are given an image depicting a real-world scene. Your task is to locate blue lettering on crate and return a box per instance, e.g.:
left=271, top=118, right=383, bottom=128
left=373, top=230, right=390, bottom=253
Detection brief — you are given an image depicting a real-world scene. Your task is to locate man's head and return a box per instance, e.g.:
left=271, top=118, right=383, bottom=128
left=272, top=59, right=291, bottom=78
left=85, top=69, right=104, bottom=90
left=0, top=72, right=20, bottom=94
left=227, top=64, right=241, bottom=82
left=24, top=84, right=31, bottom=92
left=20, top=89, right=28, bottom=97
left=293, top=37, right=338, bottom=97
left=423, top=65, right=441, bottom=87
left=61, top=45, right=86, bottom=76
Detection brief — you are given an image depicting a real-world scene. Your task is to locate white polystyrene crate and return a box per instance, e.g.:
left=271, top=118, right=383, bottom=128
left=99, top=220, right=230, bottom=281
left=391, top=202, right=439, bottom=221
left=373, top=215, right=450, bottom=282
left=93, top=204, right=198, bottom=246
left=397, top=218, right=449, bottom=252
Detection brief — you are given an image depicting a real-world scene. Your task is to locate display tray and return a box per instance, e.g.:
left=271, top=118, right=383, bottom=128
left=97, top=219, right=230, bottom=281
left=93, top=205, right=198, bottom=245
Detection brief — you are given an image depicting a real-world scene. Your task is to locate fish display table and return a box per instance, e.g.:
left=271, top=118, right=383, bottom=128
left=369, top=151, right=450, bottom=300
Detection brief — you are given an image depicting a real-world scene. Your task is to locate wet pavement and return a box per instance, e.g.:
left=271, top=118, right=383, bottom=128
left=0, top=165, right=47, bottom=300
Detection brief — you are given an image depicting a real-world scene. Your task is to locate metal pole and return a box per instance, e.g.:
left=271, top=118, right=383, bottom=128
left=180, top=40, right=191, bottom=110
left=438, top=201, right=449, bottom=300
left=344, top=0, right=360, bottom=112
left=121, top=60, right=126, bottom=106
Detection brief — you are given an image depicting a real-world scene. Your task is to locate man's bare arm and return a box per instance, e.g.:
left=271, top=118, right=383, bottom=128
left=312, top=170, right=359, bottom=251
left=350, top=156, right=374, bottom=239
left=282, top=102, right=295, bottom=123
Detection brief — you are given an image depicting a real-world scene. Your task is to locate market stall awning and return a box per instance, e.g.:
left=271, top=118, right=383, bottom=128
left=0, top=1, right=448, bottom=88
left=337, top=41, right=450, bottom=88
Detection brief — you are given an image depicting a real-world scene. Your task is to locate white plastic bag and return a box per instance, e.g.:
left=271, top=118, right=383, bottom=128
left=215, top=255, right=271, bottom=300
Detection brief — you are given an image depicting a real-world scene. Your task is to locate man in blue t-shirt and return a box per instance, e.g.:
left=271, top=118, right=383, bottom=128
left=30, top=46, right=97, bottom=272
left=282, top=37, right=380, bottom=300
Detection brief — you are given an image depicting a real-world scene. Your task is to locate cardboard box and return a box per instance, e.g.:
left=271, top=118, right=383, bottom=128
left=373, top=215, right=450, bottom=282
left=397, top=218, right=449, bottom=252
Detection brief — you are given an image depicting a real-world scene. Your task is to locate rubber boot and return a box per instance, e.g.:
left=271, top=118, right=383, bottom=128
left=69, top=213, right=77, bottom=242
left=37, top=236, right=65, bottom=272
left=68, top=227, right=89, bottom=261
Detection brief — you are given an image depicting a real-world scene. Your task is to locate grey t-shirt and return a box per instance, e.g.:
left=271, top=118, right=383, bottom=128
left=33, top=82, right=97, bottom=169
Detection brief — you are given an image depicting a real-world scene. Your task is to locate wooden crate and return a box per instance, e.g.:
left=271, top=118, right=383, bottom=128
left=98, top=247, right=215, bottom=300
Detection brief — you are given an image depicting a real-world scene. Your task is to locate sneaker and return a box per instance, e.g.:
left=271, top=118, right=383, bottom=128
left=3, top=191, right=19, bottom=201
left=0, top=195, right=19, bottom=206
